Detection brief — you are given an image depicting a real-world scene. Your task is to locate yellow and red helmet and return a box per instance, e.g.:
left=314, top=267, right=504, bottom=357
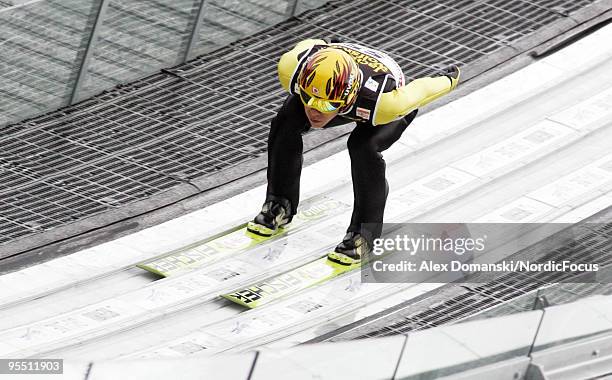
left=297, top=47, right=361, bottom=113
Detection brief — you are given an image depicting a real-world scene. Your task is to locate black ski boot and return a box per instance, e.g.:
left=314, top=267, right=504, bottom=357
left=247, top=198, right=293, bottom=237
left=328, top=232, right=370, bottom=266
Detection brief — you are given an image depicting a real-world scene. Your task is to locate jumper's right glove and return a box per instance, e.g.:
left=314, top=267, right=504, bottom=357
left=441, top=64, right=460, bottom=91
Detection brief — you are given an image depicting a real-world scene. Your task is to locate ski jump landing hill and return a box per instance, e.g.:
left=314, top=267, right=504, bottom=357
left=2, top=5, right=612, bottom=380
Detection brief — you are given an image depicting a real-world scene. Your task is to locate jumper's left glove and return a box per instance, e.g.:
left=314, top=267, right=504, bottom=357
left=441, top=64, right=460, bottom=91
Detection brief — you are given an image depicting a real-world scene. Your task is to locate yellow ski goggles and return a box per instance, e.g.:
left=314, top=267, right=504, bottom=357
left=298, top=88, right=344, bottom=113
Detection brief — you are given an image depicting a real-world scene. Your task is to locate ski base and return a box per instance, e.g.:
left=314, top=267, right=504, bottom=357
left=137, top=226, right=282, bottom=277
left=221, top=255, right=361, bottom=309
left=137, top=197, right=349, bottom=277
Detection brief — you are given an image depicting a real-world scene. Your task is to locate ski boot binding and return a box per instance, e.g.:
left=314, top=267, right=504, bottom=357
left=327, top=232, right=370, bottom=266
left=247, top=199, right=293, bottom=237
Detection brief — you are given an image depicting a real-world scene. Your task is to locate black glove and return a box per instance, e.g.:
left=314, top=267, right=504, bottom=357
left=441, top=64, right=460, bottom=90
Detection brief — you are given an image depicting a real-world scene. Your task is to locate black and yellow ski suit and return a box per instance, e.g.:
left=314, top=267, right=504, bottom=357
left=265, top=39, right=458, bottom=240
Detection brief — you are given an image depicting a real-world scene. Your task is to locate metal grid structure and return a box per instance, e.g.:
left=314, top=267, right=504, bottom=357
left=0, top=0, right=599, bottom=249
left=0, top=0, right=323, bottom=126
left=320, top=208, right=612, bottom=342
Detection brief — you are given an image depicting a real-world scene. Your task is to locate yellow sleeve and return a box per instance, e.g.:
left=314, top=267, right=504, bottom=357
left=277, top=39, right=327, bottom=92
left=374, top=76, right=455, bottom=126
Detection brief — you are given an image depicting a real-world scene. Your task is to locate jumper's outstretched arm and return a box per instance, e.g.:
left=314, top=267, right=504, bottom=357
left=375, top=66, right=460, bottom=126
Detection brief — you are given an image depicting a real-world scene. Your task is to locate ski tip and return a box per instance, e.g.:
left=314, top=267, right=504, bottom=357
left=136, top=264, right=169, bottom=278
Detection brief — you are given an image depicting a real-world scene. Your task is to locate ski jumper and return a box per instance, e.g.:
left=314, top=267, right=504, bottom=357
left=266, top=39, right=456, bottom=240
